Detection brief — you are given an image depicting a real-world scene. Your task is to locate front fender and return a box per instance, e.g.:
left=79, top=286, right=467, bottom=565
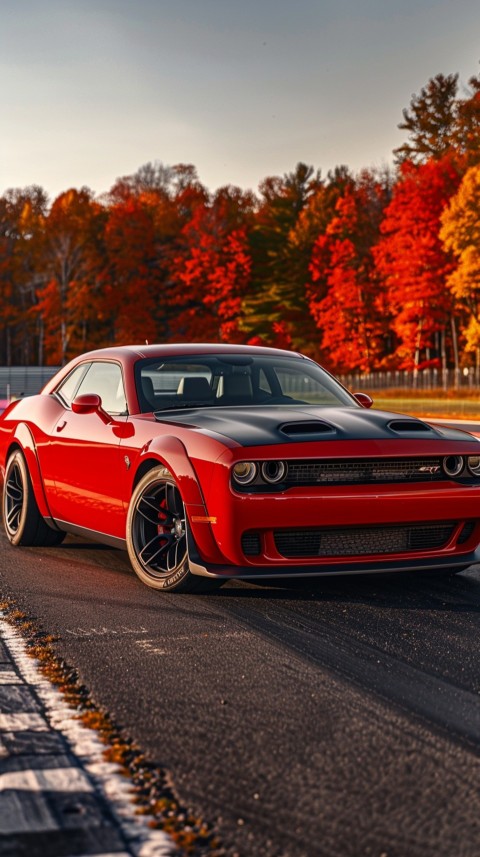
left=136, top=435, right=206, bottom=506
left=133, top=435, right=226, bottom=565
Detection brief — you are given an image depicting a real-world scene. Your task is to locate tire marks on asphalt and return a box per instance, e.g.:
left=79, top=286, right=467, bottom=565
left=212, top=597, right=480, bottom=750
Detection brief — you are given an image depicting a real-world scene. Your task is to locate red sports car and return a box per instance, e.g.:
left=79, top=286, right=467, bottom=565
left=1, top=343, right=480, bottom=592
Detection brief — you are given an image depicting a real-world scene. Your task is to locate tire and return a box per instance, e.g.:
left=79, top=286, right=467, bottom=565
left=126, top=466, right=221, bottom=593
left=3, top=450, right=66, bottom=547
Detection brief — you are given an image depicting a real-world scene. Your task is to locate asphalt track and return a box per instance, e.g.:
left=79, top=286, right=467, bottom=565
left=3, top=530, right=480, bottom=857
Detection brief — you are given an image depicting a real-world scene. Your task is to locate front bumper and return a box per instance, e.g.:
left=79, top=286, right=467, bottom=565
left=187, top=536, right=480, bottom=579
left=187, top=471, right=480, bottom=578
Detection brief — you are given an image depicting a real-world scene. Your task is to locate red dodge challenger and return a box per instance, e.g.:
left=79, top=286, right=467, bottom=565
left=1, top=343, right=480, bottom=592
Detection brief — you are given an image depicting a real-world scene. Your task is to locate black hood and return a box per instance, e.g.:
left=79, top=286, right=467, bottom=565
left=155, top=405, right=474, bottom=446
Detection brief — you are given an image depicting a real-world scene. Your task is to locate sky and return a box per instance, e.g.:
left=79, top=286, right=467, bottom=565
left=1, top=0, right=480, bottom=201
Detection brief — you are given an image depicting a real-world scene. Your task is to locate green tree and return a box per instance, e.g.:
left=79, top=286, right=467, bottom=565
left=394, top=73, right=459, bottom=164
left=240, top=162, right=321, bottom=352
left=395, top=70, right=480, bottom=167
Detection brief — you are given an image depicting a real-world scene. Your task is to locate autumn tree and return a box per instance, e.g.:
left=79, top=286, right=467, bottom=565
left=374, top=157, right=461, bottom=373
left=440, top=163, right=480, bottom=364
left=35, top=188, right=107, bottom=364
left=103, top=162, right=211, bottom=345
left=103, top=194, right=164, bottom=345
left=0, top=186, right=48, bottom=364
left=167, top=186, right=254, bottom=342
left=307, top=173, right=389, bottom=372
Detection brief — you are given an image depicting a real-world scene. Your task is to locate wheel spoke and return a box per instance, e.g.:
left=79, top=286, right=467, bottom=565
left=4, top=466, right=24, bottom=535
left=166, top=482, right=180, bottom=516
left=137, top=491, right=176, bottom=526
left=132, top=477, right=188, bottom=579
left=6, top=505, right=21, bottom=529
left=139, top=532, right=174, bottom=563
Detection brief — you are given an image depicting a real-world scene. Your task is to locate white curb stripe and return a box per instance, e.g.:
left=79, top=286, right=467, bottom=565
left=0, top=670, right=22, bottom=684
left=0, top=766, right=93, bottom=793
left=0, top=712, right=49, bottom=731
left=65, top=854, right=133, bottom=857
left=0, top=615, right=176, bottom=856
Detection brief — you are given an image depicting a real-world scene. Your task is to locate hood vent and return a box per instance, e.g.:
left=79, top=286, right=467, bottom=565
left=387, top=419, right=433, bottom=434
left=280, top=420, right=336, bottom=438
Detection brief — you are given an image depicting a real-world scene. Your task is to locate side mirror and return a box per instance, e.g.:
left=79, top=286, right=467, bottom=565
left=72, top=393, right=101, bottom=414
left=353, top=392, right=374, bottom=409
left=71, top=393, right=112, bottom=424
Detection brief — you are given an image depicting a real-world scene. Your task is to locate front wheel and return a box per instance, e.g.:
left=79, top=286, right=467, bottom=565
left=3, top=450, right=66, bottom=547
left=126, top=466, right=221, bottom=593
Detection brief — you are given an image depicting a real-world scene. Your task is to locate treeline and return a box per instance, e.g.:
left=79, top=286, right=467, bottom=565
left=1, top=69, right=480, bottom=372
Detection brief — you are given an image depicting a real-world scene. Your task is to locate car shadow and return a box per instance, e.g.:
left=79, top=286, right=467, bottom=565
left=216, top=566, right=480, bottom=613
left=53, top=536, right=480, bottom=615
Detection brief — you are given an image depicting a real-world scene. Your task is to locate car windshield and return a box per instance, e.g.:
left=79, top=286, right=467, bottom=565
left=135, top=354, right=356, bottom=413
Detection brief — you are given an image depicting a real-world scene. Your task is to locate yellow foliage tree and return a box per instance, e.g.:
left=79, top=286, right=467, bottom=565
left=440, top=164, right=480, bottom=356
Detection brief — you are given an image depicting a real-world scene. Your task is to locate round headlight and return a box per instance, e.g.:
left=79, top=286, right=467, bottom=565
left=443, top=455, right=464, bottom=477
left=467, top=455, right=480, bottom=476
left=232, top=461, right=257, bottom=485
left=261, top=461, right=287, bottom=484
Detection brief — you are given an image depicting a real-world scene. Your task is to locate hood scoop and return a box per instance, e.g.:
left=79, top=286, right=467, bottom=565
left=387, top=419, right=433, bottom=434
left=280, top=420, right=337, bottom=439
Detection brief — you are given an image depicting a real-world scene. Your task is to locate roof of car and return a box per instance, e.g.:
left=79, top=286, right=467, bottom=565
left=72, top=343, right=305, bottom=360
left=41, top=343, right=310, bottom=397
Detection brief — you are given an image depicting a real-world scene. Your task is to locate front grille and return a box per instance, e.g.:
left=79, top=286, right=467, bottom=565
left=286, top=457, right=444, bottom=486
left=274, top=522, right=457, bottom=558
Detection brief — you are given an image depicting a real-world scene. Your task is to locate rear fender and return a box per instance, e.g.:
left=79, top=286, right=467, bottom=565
left=8, top=424, right=52, bottom=518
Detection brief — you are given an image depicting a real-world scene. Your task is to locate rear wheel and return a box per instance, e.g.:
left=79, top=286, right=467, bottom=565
left=126, top=466, right=221, bottom=593
left=3, top=450, right=65, bottom=546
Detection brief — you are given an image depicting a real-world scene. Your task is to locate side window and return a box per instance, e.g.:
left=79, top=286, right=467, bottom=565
left=76, top=362, right=127, bottom=415
left=257, top=369, right=271, bottom=395
left=56, top=364, right=89, bottom=406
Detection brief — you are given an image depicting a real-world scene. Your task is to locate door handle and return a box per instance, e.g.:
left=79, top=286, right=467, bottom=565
left=56, top=420, right=67, bottom=432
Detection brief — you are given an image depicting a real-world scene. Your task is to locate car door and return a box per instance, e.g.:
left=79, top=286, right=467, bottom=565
left=47, top=360, right=130, bottom=539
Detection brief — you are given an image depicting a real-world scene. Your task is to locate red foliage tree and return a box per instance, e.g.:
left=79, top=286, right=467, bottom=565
left=374, top=157, right=461, bottom=371
left=168, top=187, right=253, bottom=342
left=308, top=174, right=389, bottom=371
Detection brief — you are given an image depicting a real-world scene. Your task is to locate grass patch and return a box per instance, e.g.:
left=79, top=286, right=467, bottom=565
left=366, top=389, right=480, bottom=419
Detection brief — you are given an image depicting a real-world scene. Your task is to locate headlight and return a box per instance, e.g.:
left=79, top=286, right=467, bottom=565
left=261, top=461, right=287, bottom=484
left=232, top=461, right=257, bottom=485
left=467, top=455, right=480, bottom=476
left=443, top=455, right=464, bottom=477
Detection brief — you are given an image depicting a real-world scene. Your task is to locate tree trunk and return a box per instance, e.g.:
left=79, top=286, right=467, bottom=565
left=440, top=327, right=447, bottom=390
left=450, top=315, right=460, bottom=389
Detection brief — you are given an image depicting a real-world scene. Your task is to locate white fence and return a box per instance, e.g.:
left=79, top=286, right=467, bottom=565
left=0, top=367, right=60, bottom=400
left=338, top=369, right=479, bottom=392
left=1, top=365, right=480, bottom=401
